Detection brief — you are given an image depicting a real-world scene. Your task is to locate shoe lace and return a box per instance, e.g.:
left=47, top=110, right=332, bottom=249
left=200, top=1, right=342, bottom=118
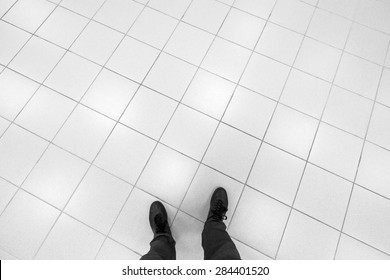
left=211, top=200, right=227, bottom=221
left=154, top=214, right=166, bottom=234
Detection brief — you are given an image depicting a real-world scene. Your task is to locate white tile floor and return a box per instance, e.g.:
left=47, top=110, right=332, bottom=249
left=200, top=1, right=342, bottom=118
left=0, top=0, right=389, bottom=260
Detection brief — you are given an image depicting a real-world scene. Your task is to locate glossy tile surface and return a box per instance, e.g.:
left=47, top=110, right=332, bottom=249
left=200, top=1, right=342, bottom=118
left=1, top=0, right=390, bottom=260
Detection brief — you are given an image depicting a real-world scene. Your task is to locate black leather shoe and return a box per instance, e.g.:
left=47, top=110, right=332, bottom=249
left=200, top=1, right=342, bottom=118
left=206, top=187, right=228, bottom=222
left=149, top=201, right=172, bottom=237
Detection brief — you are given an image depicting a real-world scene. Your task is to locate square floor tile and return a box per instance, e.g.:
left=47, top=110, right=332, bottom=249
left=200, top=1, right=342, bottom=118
left=0, top=21, right=30, bottom=65
left=183, top=0, right=229, bottom=34
left=277, top=210, right=339, bottom=259
left=318, top=0, right=359, bottom=20
left=180, top=164, right=244, bottom=225
left=346, top=23, right=390, bottom=65
left=336, top=234, right=390, bottom=260
left=61, top=0, right=105, bottom=18
left=0, top=191, right=59, bottom=259
left=65, top=166, right=132, bottom=234
left=148, top=0, right=192, bottom=19
left=233, top=0, right=276, bottom=19
left=0, top=125, right=47, bottom=186
left=356, top=142, right=390, bottom=199
left=36, top=7, right=89, bottom=49
left=9, top=36, right=65, bottom=83
left=96, top=238, right=140, bottom=260
left=344, top=186, right=390, bottom=254
left=110, top=188, right=177, bottom=255
left=23, top=145, right=89, bottom=209
left=164, top=22, right=214, bottom=65
left=295, top=164, right=352, bottom=229
left=295, top=38, right=342, bottom=82
left=36, top=214, right=105, bottom=259
left=161, top=105, right=218, bottom=160
left=107, top=36, right=160, bottom=83
left=53, top=105, right=115, bottom=162
left=137, top=144, right=198, bottom=207
left=81, top=68, right=139, bottom=120
left=128, top=7, right=178, bottom=49
left=270, top=0, right=314, bottom=34
left=144, top=53, right=197, bottom=101
left=309, top=123, right=363, bottom=180
left=334, top=53, right=382, bottom=99
left=3, top=0, right=55, bottom=33
left=0, top=117, right=10, bottom=136
left=233, top=239, right=271, bottom=260
left=265, top=105, right=318, bottom=159
left=367, top=103, right=390, bottom=150
left=201, top=37, right=251, bottom=83
left=94, top=0, right=143, bottom=33
left=229, top=187, right=290, bottom=258
left=15, top=87, right=76, bottom=140
left=219, top=8, right=266, bottom=49
left=377, top=68, right=390, bottom=107
left=355, top=0, right=390, bottom=34
left=0, top=178, right=17, bottom=213
left=203, top=124, right=260, bottom=182
left=71, top=21, right=123, bottom=65
left=45, top=52, right=101, bottom=101
left=323, top=87, right=373, bottom=138
left=223, top=86, right=276, bottom=139
left=182, top=69, right=235, bottom=119
left=0, top=69, right=40, bottom=120
left=256, top=22, right=303, bottom=66
left=0, top=0, right=17, bottom=18
left=120, top=86, right=177, bottom=140
left=248, top=143, right=305, bottom=205
left=94, top=124, right=156, bottom=184
left=171, top=211, right=204, bottom=260
left=307, top=9, right=352, bottom=49
left=240, top=53, right=290, bottom=100
left=280, top=69, right=330, bottom=118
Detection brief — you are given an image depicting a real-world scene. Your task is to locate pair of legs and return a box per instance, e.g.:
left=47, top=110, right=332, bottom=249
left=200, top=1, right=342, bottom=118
left=141, top=187, right=241, bottom=260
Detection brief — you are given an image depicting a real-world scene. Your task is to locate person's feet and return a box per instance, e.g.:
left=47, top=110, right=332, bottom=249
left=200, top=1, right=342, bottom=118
left=207, top=187, right=228, bottom=222
left=149, top=201, right=172, bottom=238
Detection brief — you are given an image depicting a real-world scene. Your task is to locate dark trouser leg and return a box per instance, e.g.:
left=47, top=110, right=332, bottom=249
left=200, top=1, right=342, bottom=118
left=201, top=221, right=241, bottom=260
left=140, top=235, right=176, bottom=260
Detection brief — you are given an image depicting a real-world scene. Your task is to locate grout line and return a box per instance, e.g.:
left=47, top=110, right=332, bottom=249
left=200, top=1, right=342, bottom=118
left=196, top=0, right=285, bottom=261
left=0, top=0, right=71, bottom=218
left=3, top=1, right=389, bottom=72
left=5, top=112, right=390, bottom=209
left=1, top=0, right=389, bottom=259
left=168, top=0, right=249, bottom=227
left=1, top=160, right=390, bottom=260
left=1, top=13, right=386, bottom=111
left=273, top=0, right=362, bottom=259
left=1, top=44, right=384, bottom=145
left=1, top=9, right=386, bottom=115
left=332, top=33, right=390, bottom=259
left=1, top=47, right=387, bottom=151
left=91, top=0, right=199, bottom=259
left=17, top=0, right=117, bottom=259
left=0, top=0, right=19, bottom=20
left=228, top=2, right=318, bottom=260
